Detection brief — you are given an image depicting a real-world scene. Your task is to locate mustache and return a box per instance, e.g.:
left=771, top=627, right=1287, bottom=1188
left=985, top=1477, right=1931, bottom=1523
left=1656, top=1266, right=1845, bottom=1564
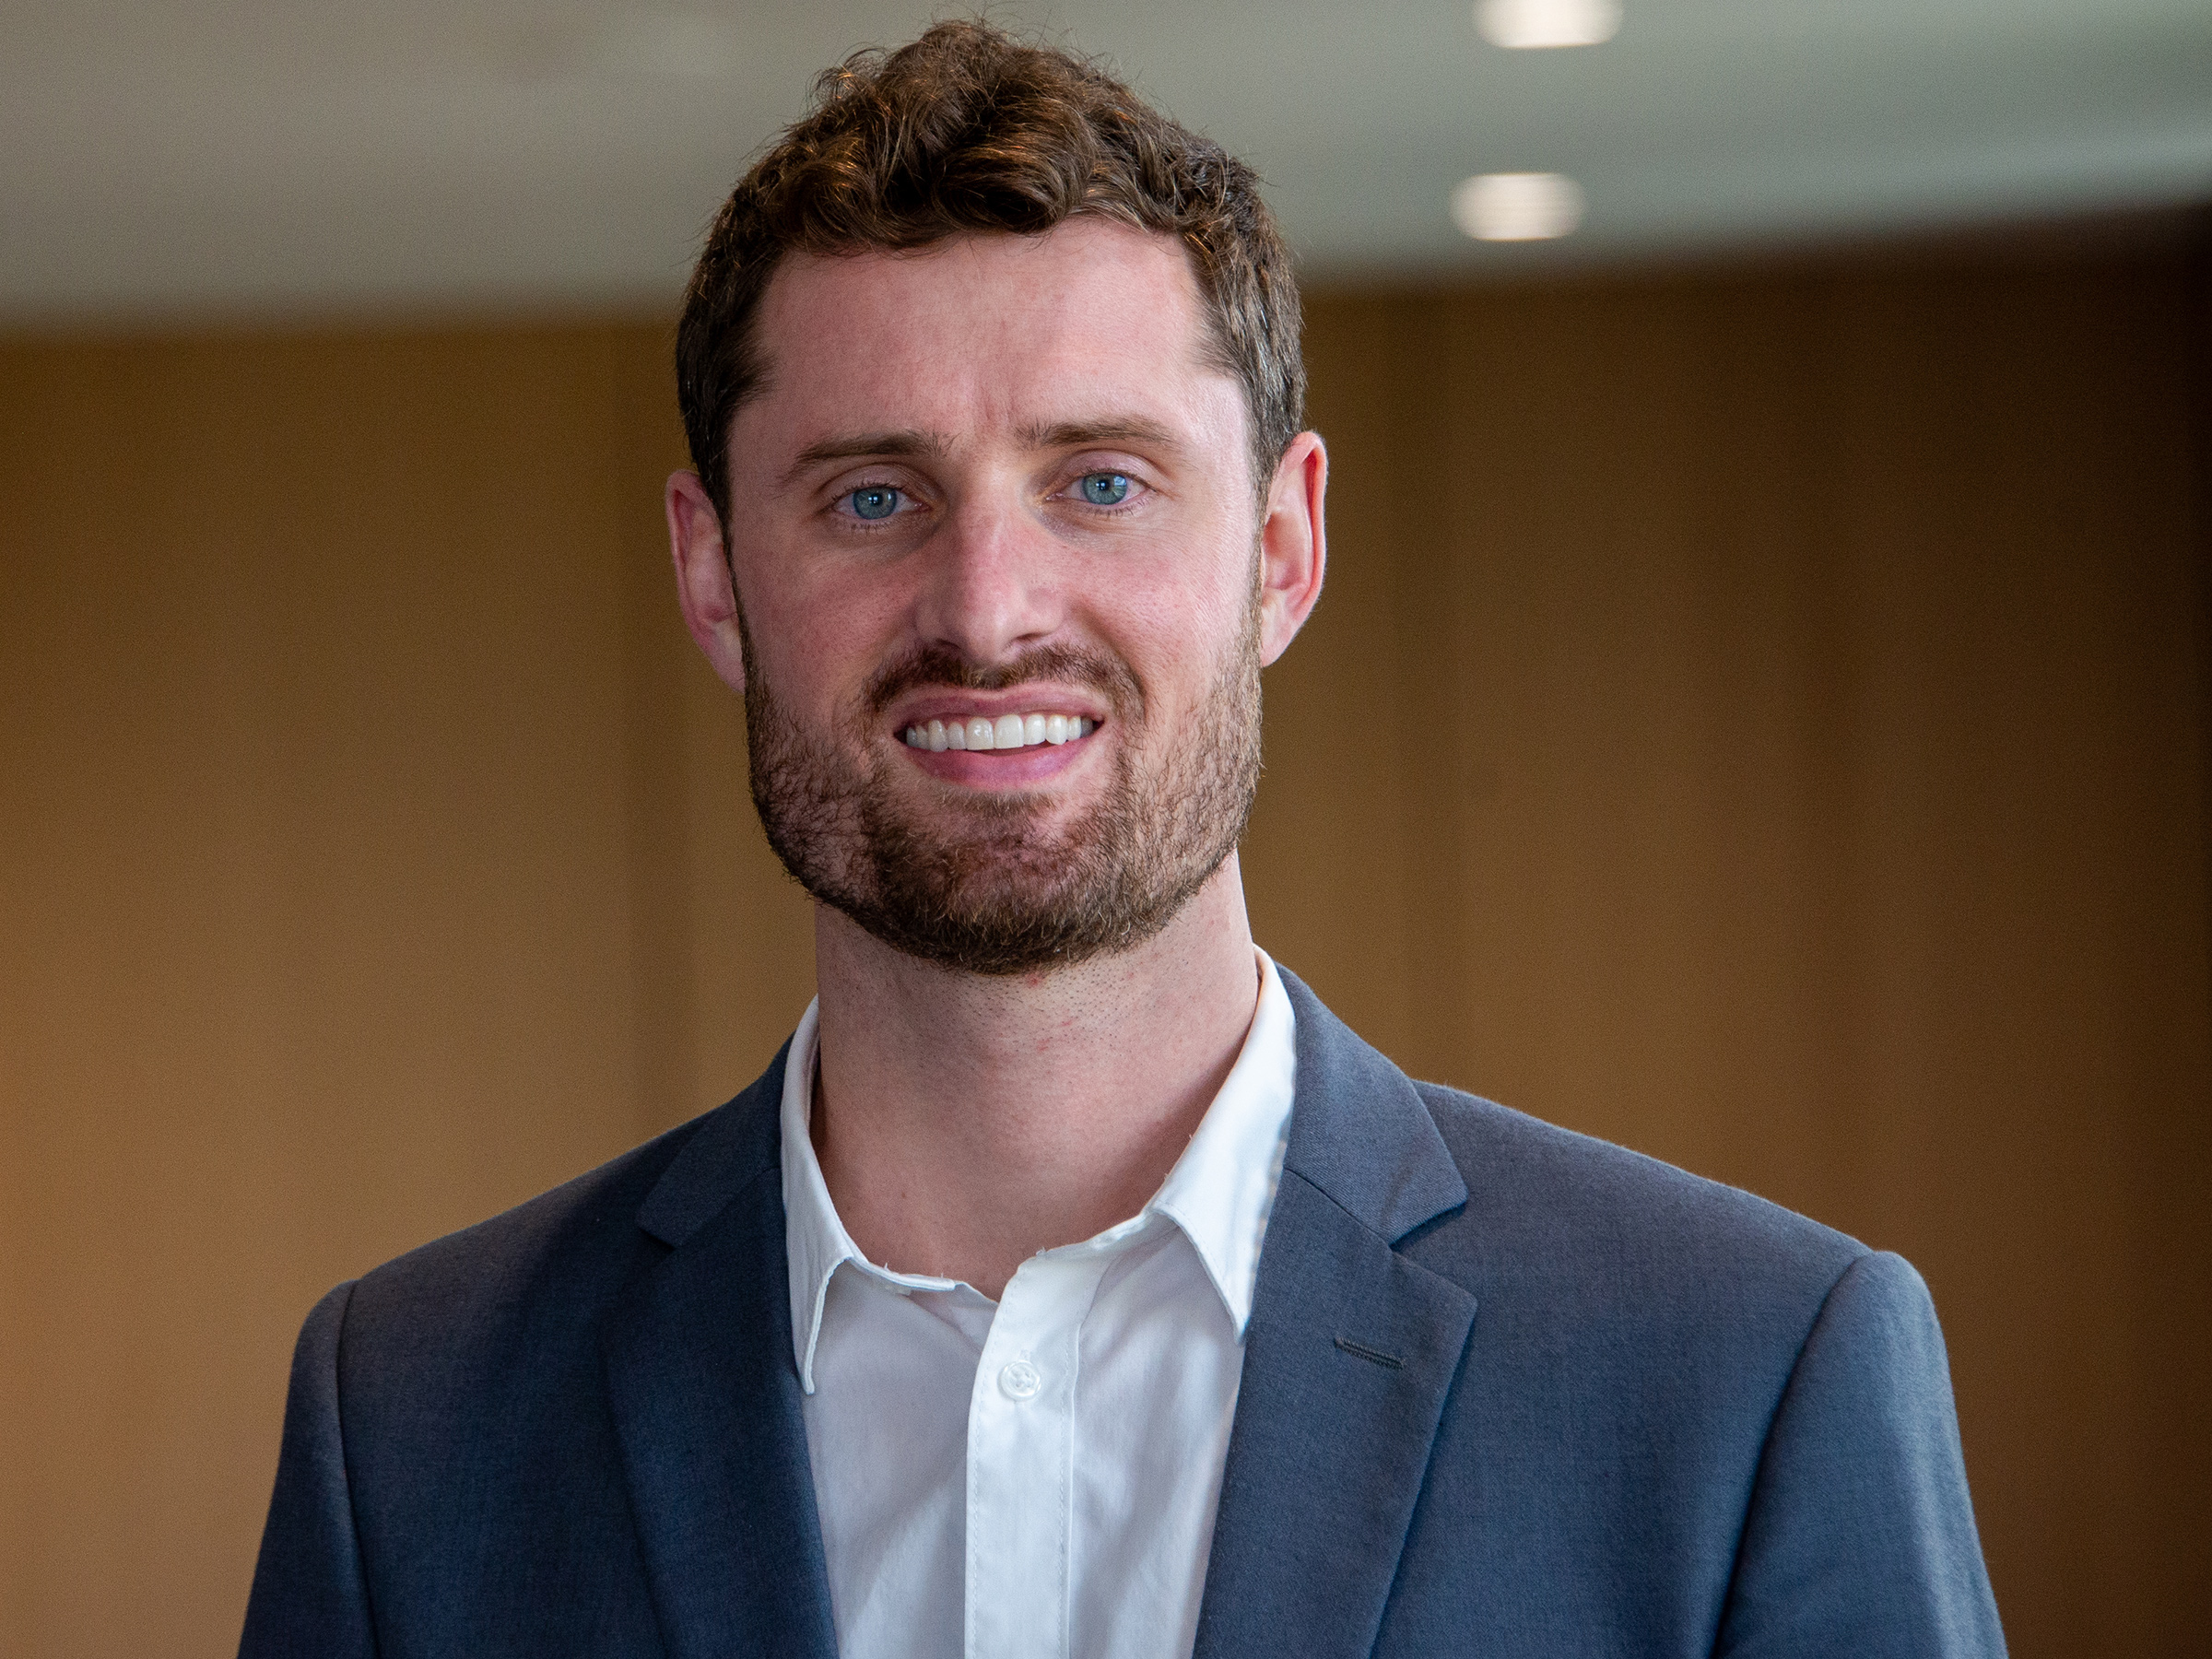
left=864, top=641, right=1138, bottom=715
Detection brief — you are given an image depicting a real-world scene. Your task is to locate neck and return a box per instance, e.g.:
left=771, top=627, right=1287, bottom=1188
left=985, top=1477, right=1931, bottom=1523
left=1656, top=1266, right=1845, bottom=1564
left=808, top=853, right=1261, bottom=1299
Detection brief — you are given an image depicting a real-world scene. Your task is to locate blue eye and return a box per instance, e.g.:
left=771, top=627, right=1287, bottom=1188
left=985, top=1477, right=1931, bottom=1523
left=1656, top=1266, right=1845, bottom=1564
left=1079, top=472, right=1130, bottom=506
left=848, top=486, right=900, bottom=521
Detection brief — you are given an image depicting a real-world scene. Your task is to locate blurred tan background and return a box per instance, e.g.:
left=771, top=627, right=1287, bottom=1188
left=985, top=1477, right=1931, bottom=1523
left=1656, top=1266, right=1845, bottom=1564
left=2, top=229, right=2206, bottom=1657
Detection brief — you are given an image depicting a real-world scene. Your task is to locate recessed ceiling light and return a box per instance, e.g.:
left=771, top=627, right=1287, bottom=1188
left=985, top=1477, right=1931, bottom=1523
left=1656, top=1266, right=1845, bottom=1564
left=1475, top=0, right=1622, bottom=50
left=1453, top=173, right=1587, bottom=241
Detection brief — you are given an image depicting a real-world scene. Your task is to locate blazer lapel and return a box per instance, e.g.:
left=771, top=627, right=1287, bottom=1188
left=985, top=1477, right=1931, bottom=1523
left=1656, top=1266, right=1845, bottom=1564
left=1194, top=973, right=1478, bottom=1659
left=602, top=1052, right=839, bottom=1659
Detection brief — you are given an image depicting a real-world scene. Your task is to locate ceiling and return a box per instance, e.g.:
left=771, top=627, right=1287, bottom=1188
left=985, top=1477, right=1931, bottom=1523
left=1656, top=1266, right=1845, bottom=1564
left=4, top=0, right=2207, bottom=324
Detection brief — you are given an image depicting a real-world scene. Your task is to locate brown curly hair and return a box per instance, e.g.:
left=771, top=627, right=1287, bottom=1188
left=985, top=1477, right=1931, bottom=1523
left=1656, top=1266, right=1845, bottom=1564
left=674, top=18, right=1304, bottom=519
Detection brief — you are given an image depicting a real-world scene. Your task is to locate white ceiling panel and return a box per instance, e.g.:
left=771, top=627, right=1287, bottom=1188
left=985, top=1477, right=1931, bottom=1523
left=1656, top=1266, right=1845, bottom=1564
left=2, top=1, right=2206, bottom=322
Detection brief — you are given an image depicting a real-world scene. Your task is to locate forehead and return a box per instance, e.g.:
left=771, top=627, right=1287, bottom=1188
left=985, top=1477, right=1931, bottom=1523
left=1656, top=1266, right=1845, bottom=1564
left=742, top=219, right=1241, bottom=453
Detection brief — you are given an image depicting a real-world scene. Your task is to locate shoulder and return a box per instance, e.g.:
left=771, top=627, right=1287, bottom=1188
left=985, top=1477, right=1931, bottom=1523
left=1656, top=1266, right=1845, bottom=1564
left=345, top=1111, right=702, bottom=1332
left=330, top=1065, right=784, bottom=1394
left=1404, top=1079, right=1870, bottom=1365
left=1275, top=964, right=1865, bottom=1313
left=1416, top=1082, right=1863, bottom=1276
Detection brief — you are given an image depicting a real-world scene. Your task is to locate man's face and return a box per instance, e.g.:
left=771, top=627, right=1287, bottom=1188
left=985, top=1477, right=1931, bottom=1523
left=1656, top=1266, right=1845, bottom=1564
left=673, top=219, right=1321, bottom=974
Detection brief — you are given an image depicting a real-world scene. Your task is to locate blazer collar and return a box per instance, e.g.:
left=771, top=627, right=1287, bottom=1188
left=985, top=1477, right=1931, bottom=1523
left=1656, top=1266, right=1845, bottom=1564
left=604, top=1048, right=840, bottom=1659
left=1196, top=968, right=1478, bottom=1659
left=1276, top=965, right=1468, bottom=1240
left=633, top=1043, right=792, bottom=1250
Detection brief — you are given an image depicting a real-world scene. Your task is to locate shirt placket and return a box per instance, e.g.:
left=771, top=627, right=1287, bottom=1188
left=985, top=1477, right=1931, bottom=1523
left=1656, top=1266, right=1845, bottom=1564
left=964, top=1245, right=1119, bottom=1659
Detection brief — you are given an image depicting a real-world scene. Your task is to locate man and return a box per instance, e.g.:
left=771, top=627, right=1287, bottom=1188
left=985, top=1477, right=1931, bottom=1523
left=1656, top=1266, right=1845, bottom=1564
left=241, top=21, right=2005, bottom=1659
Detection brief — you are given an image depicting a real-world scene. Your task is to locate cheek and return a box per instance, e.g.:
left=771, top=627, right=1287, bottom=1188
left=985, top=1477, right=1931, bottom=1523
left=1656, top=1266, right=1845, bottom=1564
left=1099, top=555, right=1255, bottom=701
left=739, top=561, right=910, bottom=715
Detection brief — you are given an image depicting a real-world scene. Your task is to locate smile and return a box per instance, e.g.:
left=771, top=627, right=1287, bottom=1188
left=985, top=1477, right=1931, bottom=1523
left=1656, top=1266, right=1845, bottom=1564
left=901, top=713, right=1098, bottom=752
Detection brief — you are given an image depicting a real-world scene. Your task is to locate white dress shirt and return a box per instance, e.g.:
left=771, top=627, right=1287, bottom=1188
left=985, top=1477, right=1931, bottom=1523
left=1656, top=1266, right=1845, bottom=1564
left=781, top=950, right=1298, bottom=1659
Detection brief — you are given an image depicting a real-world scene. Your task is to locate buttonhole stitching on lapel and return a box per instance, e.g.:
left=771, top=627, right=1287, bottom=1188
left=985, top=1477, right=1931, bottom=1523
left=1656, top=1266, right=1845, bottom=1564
left=1333, top=1335, right=1403, bottom=1370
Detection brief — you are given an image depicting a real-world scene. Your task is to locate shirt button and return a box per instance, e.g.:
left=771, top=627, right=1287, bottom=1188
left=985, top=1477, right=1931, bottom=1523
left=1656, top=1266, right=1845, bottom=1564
left=997, top=1359, right=1041, bottom=1401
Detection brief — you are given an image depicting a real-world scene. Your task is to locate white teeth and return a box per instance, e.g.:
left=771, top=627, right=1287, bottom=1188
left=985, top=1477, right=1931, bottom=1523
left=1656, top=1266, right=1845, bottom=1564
left=901, top=712, right=1098, bottom=751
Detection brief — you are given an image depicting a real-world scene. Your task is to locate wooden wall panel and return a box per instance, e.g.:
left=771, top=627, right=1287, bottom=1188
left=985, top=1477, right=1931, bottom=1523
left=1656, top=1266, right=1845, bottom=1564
left=1250, top=252, right=2210, bottom=1655
left=1, top=241, right=2204, bottom=1657
left=0, top=323, right=810, bottom=1657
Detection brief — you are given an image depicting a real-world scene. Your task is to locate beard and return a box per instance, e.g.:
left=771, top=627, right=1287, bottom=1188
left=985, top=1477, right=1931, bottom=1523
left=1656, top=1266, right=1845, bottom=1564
left=740, top=598, right=1263, bottom=977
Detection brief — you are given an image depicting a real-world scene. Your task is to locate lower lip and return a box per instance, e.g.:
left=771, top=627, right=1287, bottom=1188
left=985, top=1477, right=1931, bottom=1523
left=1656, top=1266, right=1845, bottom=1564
left=899, top=731, right=1098, bottom=785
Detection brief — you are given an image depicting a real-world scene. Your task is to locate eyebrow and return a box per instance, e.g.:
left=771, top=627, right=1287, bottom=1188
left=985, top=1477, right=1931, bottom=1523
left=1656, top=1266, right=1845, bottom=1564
left=781, top=416, right=1188, bottom=490
left=782, top=429, right=948, bottom=489
left=1017, top=417, right=1185, bottom=454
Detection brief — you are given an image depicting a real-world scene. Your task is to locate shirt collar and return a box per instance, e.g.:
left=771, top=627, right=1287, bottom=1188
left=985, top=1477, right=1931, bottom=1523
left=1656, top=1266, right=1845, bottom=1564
left=1142, top=950, right=1297, bottom=1337
left=782, top=949, right=1299, bottom=1394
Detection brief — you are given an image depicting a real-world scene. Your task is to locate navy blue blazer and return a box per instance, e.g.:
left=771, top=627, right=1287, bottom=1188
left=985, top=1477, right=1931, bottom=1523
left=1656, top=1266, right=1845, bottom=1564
left=241, top=971, right=2005, bottom=1657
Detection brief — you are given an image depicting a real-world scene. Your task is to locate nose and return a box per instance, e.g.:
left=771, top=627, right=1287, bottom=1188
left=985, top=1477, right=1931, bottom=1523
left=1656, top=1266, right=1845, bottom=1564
left=910, top=489, right=1066, bottom=667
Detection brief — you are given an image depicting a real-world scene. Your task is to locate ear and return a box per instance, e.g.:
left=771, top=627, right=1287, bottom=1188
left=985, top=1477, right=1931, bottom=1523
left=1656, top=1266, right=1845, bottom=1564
left=1256, top=431, right=1327, bottom=666
left=666, top=469, right=747, bottom=694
